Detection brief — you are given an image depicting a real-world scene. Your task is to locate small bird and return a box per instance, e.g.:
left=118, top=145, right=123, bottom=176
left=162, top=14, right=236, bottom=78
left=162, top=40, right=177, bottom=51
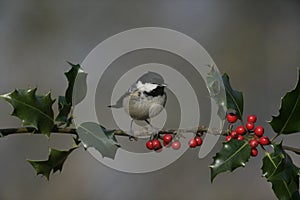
left=109, top=71, right=167, bottom=135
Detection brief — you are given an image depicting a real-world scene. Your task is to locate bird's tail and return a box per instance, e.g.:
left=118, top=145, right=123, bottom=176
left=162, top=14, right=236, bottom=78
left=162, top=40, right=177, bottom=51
left=108, top=93, right=128, bottom=109
left=108, top=104, right=121, bottom=108
left=107, top=101, right=123, bottom=108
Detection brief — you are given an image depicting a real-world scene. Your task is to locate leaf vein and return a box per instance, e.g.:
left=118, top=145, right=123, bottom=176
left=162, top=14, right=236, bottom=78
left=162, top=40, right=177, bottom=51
left=218, top=142, right=248, bottom=169
left=12, top=98, right=54, bottom=123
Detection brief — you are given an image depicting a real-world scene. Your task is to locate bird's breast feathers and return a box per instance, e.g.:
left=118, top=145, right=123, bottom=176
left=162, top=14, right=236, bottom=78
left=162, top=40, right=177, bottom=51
left=123, top=91, right=166, bottom=120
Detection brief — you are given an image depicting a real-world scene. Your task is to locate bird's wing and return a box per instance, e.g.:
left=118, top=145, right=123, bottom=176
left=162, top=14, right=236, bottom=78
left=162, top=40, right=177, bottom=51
left=109, top=80, right=138, bottom=108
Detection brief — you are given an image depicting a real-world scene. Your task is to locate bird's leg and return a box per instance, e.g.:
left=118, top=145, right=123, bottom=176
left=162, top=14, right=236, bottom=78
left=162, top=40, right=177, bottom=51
left=128, top=119, right=135, bottom=141
left=129, top=119, right=134, bottom=140
left=130, top=119, right=134, bottom=134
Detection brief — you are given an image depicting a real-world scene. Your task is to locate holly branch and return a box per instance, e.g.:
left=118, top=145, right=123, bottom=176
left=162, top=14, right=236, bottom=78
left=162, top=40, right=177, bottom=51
left=2, top=126, right=300, bottom=154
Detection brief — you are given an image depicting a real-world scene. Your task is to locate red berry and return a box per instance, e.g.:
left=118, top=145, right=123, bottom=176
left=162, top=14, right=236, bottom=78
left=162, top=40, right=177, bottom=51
left=152, top=139, right=162, bottom=150
left=259, top=136, right=270, bottom=145
left=230, top=131, right=238, bottom=138
left=236, top=126, right=246, bottom=135
left=251, top=148, right=258, bottom=157
left=146, top=140, right=153, bottom=150
left=246, top=122, right=254, bottom=130
left=237, top=135, right=244, bottom=141
left=189, top=138, right=198, bottom=148
left=194, top=136, right=203, bottom=146
left=172, top=141, right=181, bottom=150
left=225, top=135, right=232, bottom=142
left=163, top=134, right=173, bottom=144
left=249, top=139, right=259, bottom=148
left=227, top=113, right=238, bottom=123
left=163, top=141, right=171, bottom=147
left=247, top=115, right=257, bottom=123
left=254, top=126, right=264, bottom=137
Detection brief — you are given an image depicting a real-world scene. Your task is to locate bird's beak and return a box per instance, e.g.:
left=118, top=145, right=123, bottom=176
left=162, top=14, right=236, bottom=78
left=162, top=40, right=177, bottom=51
left=160, top=83, right=167, bottom=87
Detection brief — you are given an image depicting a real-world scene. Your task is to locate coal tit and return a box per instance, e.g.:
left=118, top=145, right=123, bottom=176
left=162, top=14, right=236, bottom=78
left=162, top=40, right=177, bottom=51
left=109, top=71, right=167, bottom=133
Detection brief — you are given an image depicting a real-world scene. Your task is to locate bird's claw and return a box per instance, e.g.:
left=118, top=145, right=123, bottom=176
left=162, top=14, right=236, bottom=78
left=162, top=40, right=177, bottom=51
left=129, top=135, right=138, bottom=141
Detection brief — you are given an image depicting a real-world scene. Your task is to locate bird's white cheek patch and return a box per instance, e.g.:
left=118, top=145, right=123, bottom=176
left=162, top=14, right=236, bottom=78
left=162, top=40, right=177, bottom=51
left=136, top=81, right=158, bottom=93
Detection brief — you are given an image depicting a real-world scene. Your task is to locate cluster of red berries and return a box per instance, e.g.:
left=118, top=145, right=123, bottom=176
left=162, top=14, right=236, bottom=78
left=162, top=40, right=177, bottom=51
left=226, top=113, right=270, bottom=157
left=146, top=134, right=181, bottom=151
left=188, top=135, right=203, bottom=148
left=146, top=132, right=204, bottom=151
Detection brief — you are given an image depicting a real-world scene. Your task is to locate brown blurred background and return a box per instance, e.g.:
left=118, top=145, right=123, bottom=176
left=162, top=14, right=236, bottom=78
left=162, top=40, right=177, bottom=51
left=1, top=0, right=300, bottom=199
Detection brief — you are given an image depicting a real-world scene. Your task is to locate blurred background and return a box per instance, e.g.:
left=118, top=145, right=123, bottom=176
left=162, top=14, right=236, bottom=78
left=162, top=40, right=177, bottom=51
left=1, top=0, right=300, bottom=199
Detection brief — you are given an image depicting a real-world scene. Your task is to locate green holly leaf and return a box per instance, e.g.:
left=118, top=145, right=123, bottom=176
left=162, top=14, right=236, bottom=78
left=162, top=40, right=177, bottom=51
left=207, top=66, right=222, bottom=98
left=0, top=88, right=55, bottom=136
left=65, top=62, right=81, bottom=104
left=262, top=143, right=300, bottom=200
left=28, top=147, right=77, bottom=180
left=77, top=122, right=120, bottom=159
left=271, top=180, right=300, bottom=200
left=102, top=127, right=119, bottom=144
left=69, top=64, right=87, bottom=106
left=55, top=96, right=72, bottom=123
left=269, top=69, right=300, bottom=135
left=210, top=139, right=251, bottom=182
left=55, top=62, right=87, bottom=124
left=222, top=73, right=244, bottom=119
left=206, top=65, right=227, bottom=120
